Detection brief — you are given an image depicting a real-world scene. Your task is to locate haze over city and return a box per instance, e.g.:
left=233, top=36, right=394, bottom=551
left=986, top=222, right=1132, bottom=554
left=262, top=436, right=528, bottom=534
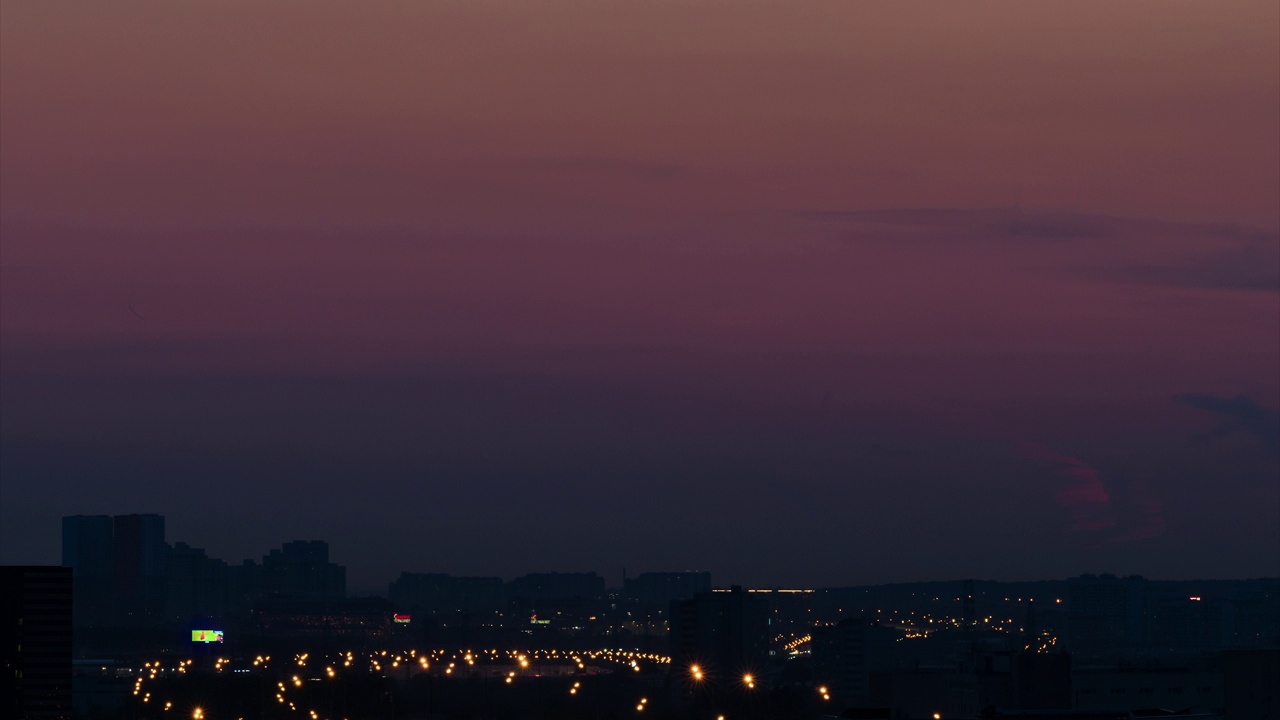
left=3, top=1, right=1278, bottom=595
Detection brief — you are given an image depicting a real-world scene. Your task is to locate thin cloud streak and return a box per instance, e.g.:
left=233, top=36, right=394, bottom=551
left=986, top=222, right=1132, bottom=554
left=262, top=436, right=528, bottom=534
left=1176, top=393, right=1280, bottom=458
left=513, top=156, right=685, bottom=182
left=805, top=207, right=1279, bottom=293
left=1114, top=242, right=1280, bottom=292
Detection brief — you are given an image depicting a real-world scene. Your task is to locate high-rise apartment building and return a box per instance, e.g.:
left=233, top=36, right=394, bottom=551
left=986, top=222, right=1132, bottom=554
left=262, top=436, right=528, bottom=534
left=166, top=542, right=230, bottom=620
left=60, top=515, right=114, bottom=625
left=813, top=618, right=878, bottom=700
left=112, top=514, right=167, bottom=622
left=1067, top=574, right=1148, bottom=657
left=1, top=566, right=73, bottom=719
left=261, top=541, right=346, bottom=600
left=61, top=513, right=167, bottom=625
left=669, top=586, right=770, bottom=686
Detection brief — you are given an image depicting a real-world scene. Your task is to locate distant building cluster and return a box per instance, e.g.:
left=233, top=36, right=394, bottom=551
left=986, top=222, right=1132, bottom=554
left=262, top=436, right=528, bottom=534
left=390, top=569, right=709, bottom=616
left=61, top=514, right=346, bottom=627
left=1066, top=573, right=1278, bottom=657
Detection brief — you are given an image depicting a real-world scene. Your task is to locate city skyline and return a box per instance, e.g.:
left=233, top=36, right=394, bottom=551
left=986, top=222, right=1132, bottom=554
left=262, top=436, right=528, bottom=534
left=28, top=518, right=1280, bottom=718
left=54, top=512, right=1278, bottom=597
left=3, top=2, right=1279, bottom=591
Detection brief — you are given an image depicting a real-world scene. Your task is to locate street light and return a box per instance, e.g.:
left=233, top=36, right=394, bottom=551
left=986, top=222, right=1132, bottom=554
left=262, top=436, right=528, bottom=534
left=743, top=673, right=755, bottom=689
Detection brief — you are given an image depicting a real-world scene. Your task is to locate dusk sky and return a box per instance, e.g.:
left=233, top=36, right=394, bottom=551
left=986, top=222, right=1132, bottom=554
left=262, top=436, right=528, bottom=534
left=2, top=1, right=1277, bottom=593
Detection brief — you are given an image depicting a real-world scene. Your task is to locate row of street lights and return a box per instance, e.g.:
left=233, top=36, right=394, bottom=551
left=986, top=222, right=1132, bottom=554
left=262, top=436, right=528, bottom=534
left=686, top=664, right=834, bottom=707
left=687, top=664, right=760, bottom=692
left=684, top=665, right=944, bottom=720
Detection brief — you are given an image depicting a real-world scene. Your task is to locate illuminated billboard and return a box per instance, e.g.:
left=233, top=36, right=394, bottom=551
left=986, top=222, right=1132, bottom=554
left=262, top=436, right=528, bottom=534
left=393, top=614, right=411, bottom=624
left=191, top=630, right=224, bottom=643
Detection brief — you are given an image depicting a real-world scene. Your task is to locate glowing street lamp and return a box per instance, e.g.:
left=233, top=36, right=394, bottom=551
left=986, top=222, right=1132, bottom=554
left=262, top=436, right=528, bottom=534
left=691, top=665, right=704, bottom=681
left=743, top=673, right=755, bottom=689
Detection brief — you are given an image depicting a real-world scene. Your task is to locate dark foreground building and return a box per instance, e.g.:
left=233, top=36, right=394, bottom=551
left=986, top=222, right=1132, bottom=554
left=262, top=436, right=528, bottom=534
left=1223, top=648, right=1280, bottom=720
left=669, top=586, right=770, bottom=684
left=1, top=566, right=73, bottom=719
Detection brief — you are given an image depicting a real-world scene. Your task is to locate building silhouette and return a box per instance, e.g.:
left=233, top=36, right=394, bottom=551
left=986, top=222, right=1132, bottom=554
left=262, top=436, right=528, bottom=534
left=1, top=566, right=73, bottom=719
left=1067, top=574, right=1148, bottom=657
left=61, top=516, right=357, bottom=625
left=61, top=513, right=167, bottom=626
left=1071, top=660, right=1221, bottom=714
left=166, top=542, right=230, bottom=620
left=623, top=571, right=711, bottom=607
left=261, top=540, right=345, bottom=600
left=60, top=515, right=114, bottom=626
left=1223, top=648, right=1280, bottom=720
left=111, top=514, right=167, bottom=623
left=508, top=572, right=605, bottom=603
left=876, top=651, right=1071, bottom=718
left=389, top=572, right=504, bottom=615
left=813, top=617, right=886, bottom=701
left=669, top=586, right=769, bottom=685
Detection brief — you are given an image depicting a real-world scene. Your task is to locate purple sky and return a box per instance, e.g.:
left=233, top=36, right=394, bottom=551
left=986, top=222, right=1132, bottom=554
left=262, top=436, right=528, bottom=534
left=2, top=1, right=1277, bottom=592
